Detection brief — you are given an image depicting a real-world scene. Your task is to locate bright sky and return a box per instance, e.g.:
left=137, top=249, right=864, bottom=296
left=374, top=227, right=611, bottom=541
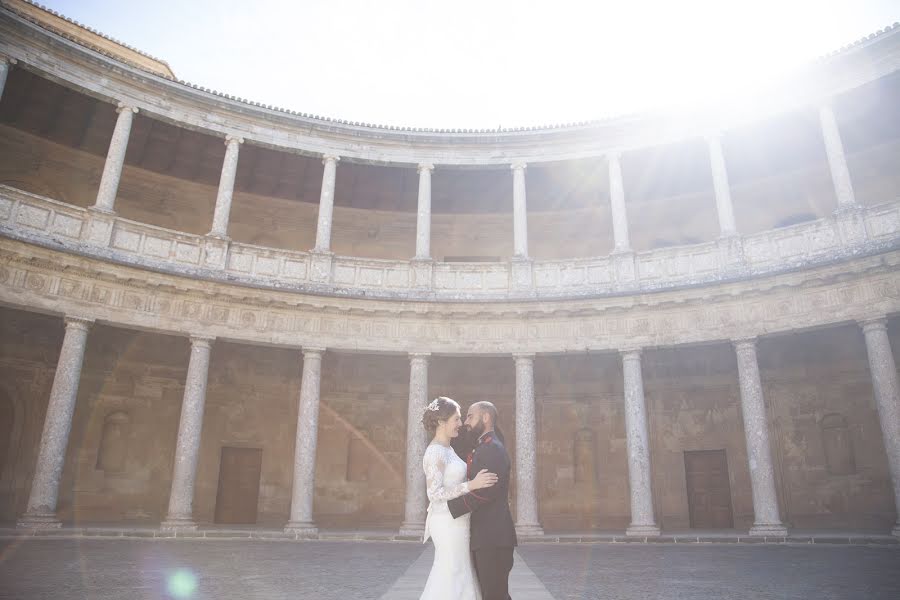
left=39, top=0, right=900, bottom=129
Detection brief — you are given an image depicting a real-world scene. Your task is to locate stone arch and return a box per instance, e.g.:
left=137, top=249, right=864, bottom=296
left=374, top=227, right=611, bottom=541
left=820, top=413, right=856, bottom=476
left=96, top=411, right=130, bottom=474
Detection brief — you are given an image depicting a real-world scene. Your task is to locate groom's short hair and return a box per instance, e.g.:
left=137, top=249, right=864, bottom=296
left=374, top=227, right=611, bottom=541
left=471, top=401, right=498, bottom=426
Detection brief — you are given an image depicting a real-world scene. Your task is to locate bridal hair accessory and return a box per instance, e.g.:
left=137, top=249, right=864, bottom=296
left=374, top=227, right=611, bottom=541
left=426, top=398, right=442, bottom=411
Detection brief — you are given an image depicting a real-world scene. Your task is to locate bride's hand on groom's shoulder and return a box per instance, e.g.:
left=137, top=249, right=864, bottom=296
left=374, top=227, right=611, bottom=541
left=470, top=468, right=498, bottom=490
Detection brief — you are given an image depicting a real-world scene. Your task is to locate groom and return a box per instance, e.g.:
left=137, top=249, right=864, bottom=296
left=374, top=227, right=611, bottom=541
left=448, top=401, right=517, bottom=600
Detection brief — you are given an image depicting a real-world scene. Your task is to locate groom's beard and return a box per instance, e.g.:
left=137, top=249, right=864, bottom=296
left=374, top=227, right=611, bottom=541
left=451, top=425, right=477, bottom=460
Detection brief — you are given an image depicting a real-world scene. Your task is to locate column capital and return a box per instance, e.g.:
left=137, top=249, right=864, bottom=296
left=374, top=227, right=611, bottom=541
left=63, top=316, right=94, bottom=332
left=605, top=150, right=623, bottom=162
left=302, top=347, right=326, bottom=359
left=510, top=161, right=527, bottom=171
left=322, top=154, right=340, bottom=165
left=115, top=102, right=138, bottom=115
left=408, top=352, right=431, bottom=361
left=732, top=337, right=757, bottom=351
left=417, top=163, right=434, bottom=174
left=513, top=352, right=535, bottom=363
left=860, top=317, right=888, bottom=334
left=224, top=134, right=244, bottom=145
left=189, top=335, right=215, bottom=348
left=0, top=55, right=17, bottom=66
left=619, top=347, right=642, bottom=360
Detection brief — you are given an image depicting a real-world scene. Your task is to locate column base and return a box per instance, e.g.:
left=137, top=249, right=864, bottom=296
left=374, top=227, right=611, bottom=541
left=202, top=234, right=230, bottom=270
left=398, top=522, right=425, bottom=537
left=625, top=524, right=661, bottom=537
left=160, top=517, right=198, bottom=532
left=509, top=257, right=534, bottom=292
left=748, top=523, right=788, bottom=537
left=409, top=258, right=433, bottom=291
left=833, top=205, right=867, bottom=248
left=610, top=249, right=637, bottom=290
left=17, top=512, right=62, bottom=529
left=284, top=521, right=319, bottom=538
left=515, top=523, right=545, bottom=538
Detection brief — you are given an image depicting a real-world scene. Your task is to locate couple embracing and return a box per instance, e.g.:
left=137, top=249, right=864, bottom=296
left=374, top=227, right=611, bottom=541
left=419, top=397, right=517, bottom=600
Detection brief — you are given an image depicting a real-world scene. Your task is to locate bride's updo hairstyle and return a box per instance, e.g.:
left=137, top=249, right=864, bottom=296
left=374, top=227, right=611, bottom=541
left=421, top=396, right=460, bottom=434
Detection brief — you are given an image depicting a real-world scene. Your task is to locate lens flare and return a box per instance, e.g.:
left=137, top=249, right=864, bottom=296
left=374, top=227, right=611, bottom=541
left=166, top=569, right=198, bottom=598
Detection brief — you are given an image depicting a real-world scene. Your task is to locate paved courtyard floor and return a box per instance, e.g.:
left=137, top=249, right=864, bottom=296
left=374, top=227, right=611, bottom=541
left=0, top=538, right=898, bottom=599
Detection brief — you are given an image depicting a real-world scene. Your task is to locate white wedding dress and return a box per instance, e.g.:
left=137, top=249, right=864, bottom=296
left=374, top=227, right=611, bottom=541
left=420, top=443, right=482, bottom=600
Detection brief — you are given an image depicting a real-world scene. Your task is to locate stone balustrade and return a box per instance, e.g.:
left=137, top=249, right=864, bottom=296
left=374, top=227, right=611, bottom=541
left=1, top=185, right=899, bottom=301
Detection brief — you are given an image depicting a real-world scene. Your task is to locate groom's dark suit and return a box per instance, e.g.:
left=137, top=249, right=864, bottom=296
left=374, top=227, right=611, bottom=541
left=448, top=431, right=517, bottom=600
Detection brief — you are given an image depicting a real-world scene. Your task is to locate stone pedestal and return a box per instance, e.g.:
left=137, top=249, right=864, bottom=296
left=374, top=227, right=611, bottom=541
left=510, top=257, right=534, bottom=292
left=514, top=353, right=544, bottom=537
left=399, top=353, right=429, bottom=536
left=860, top=319, right=900, bottom=537
left=161, top=336, right=213, bottom=531
left=612, top=250, right=637, bottom=290
left=410, top=258, right=433, bottom=291
left=285, top=348, right=325, bottom=537
left=82, top=207, right=116, bottom=247
left=834, top=206, right=868, bottom=249
left=18, top=317, right=92, bottom=529
left=621, top=349, right=660, bottom=536
left=734, top=338, right=788, bottom=536
left=202, top=235, right=230, bottom=270
left=308, top=250, right=333, bottom=284
left=716, top=234, right=746, bottom=276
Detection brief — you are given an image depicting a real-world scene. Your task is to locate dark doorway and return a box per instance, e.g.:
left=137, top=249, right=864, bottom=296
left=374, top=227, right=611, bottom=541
left=214, top=447, right=262, bottom=525
left=684, top=449, right=734, bottom=529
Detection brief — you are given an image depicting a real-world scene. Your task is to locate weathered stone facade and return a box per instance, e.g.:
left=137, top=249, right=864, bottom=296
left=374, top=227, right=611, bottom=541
left=0, top=3, right=898, bottom=537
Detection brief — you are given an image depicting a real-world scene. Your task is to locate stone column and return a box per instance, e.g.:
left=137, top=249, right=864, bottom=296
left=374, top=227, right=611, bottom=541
left=621, top=348, right=660, bottom=536
left=161, top=336, right=214, bottom=531
left=0, top=56, right=16, bottom=101
left=733, top=338, right=788, bottom=536
left=92, top=102, right=138, bottom=213
left=511, top=163, right=529, bottom=258
left=18, top=317, right=92, bottom=528
left=314, top=155, right=340, bottom=252
left=208, top=135, right=243, bottom=238
left=819, top=104, right=857, bottom=210
left=415, top=164, right=434, bottom=260
left=399, top=353, right=429, bottom=536
left=608, top=152, right=631, bottom=252
left=860, top=319, right=900, bottom=537
left=513, top=353, right=543, bottom=536
left=285, top=347, right=325, bottom=536
left=706, top=134, right=738, bottom=237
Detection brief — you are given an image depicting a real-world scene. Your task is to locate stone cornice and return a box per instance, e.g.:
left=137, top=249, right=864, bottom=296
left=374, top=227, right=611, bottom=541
left=1, top=8, right=899, bottom=165
left=1, top=237, right=897, bottom=356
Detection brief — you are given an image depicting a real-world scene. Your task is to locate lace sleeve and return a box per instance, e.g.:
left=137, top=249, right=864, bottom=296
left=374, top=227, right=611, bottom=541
left=423, top=446, right=470, bottom=503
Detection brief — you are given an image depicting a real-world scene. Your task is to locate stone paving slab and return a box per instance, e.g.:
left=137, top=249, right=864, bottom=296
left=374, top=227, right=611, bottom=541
left=2, top=526, right=897, bottom=545
left=379, top=545, right=554, bottom=599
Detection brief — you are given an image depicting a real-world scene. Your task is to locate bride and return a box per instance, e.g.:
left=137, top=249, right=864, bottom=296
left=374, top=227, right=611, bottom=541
left=420, top=396, right=497, bottom=600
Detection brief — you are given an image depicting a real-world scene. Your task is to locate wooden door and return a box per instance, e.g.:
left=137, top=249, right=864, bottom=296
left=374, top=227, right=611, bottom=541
left=684, top=449, right=734, bottom=529
left=214, top=447, right=262, bottom=525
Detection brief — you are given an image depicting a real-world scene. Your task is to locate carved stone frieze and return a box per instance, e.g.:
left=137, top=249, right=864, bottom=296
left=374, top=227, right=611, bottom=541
left=1, top=238, right=897, bottom=355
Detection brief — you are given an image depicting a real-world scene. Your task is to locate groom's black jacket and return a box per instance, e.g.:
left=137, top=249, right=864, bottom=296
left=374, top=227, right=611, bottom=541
left=447, top=432, right=518, bottom=550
